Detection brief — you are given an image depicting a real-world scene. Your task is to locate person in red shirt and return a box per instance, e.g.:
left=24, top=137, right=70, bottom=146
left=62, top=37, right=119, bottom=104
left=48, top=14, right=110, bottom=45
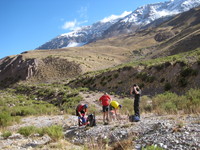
left=99, top=92, right=111, bottom=124
left=76, top=104, right=88, bottom=126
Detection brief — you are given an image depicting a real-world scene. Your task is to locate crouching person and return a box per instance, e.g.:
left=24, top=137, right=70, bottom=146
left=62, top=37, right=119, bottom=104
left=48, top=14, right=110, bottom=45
left=76, top=104, right=88, bottom=126
left=109, top=101, right=122, bottom=121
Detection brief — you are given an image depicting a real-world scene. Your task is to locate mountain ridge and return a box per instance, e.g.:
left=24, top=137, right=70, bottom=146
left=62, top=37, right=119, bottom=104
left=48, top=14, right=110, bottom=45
left=36, top=0, right=200, bottom=50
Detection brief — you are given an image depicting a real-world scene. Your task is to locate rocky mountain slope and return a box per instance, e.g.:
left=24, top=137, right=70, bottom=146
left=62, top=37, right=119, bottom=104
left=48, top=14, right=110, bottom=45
left=36, top=0, right=200, bottom=50
left=0, top=53, right=82, bottom=86
left=1, top=6, right=200, bottom=92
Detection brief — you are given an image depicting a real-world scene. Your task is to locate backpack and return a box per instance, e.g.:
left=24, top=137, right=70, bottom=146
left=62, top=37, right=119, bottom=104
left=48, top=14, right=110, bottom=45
left=87, top=114, right=96, bottom=127
left=129, top=115, right=140, bottom=122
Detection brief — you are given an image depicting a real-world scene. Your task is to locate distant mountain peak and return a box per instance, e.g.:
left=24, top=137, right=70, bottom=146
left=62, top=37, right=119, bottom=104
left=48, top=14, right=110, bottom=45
left=36, top=0, right=200, bottom=50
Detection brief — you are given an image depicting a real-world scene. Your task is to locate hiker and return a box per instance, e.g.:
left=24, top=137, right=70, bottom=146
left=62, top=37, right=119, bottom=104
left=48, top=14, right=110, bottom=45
left=76, top=104, right=88, bottom=126
left=130, top=84, right=141, bottom=119
left=109, top=100, right=122, bottom=121
left=99, top=92, right=111, bottom=124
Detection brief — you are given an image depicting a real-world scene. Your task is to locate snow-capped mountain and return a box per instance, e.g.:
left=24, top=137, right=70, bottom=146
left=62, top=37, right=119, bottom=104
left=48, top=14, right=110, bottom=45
left=120, top=0, right=200, bottom=25
left=37, top=0, right=200, bottom=50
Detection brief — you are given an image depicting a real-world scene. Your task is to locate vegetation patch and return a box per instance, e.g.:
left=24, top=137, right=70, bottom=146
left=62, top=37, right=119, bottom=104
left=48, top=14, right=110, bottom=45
left=152, top=89, right=200, bottom=114
left=1, top=131, right=12, bottom=139
left=17, top=125, right=63, bottom=141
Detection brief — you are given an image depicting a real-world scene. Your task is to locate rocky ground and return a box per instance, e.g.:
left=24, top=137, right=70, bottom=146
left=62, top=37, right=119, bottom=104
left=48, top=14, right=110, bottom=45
left=65, top=114, right=200, bottom=150
left=0, top=113, right=199, bottom=150
left=0, top=91, right=199, bottom=150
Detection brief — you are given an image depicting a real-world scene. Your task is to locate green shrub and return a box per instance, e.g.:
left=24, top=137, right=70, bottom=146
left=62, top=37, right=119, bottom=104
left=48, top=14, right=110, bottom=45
left=101, top=76, right=106, bottom=82
left=152, top=89, right=200, bottom=114
left=152, top=92, right=179, bottom=114
left=121, top=98, right=134, bottom=115
left=11, top=106, right=37, bottom=116
left=147, top=76, right=155, bottom=83
left=136, top=72, right=155, bottom=83
left=17, top=125, right=63, bottom=141
left=180, top=67, right=198, bottom=77
left=140, top=96, right=152, bottom=113
left=114, top=73, right=119, bottom=78
left=180, top=67, right=191, bottom=77
left=77, top=87, right=89, bottom=92
left=142, top=145, right=164, bottom=150
left=100, top=81, right=107, bottom=86
left=162, top=101, right=177, bottom=114
left=62, top=96, right=83, bottom=114
left=185, top=89, right=200, bottom=113
left=0, top=112, right=12, bottom=126
left=164, top=82, right=172, bottom=91
left=18, top=126, right=37, bottom=137
left=88, top=104, right=100, bottom=115
left=42, top=125, right=63, bottom=141
left=2, top=131, right=12, bottom=139
left=136, top=72, right=148, bottom=80
left=178, top=77, right=188, bottom=87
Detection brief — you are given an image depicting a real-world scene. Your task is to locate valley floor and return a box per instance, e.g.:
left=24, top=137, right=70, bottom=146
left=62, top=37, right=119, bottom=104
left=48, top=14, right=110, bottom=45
left=0, top=113, right=199, bottom=150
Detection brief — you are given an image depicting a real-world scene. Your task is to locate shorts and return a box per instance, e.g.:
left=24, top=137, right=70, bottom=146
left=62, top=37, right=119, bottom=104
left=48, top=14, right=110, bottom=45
left=109, top=105, right=115, bottom=110
left=102, top=105, right=109, bottom=112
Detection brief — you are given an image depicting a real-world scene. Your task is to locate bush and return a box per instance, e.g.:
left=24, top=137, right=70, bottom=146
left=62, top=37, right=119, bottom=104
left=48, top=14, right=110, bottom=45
left=62, top=95, right=83, bottom=114
left=114, top=73, right=119, bottom=78
left=140, top=96, right=152, bottom=113
left=42, top=125, right=63, bottom=141
left=0, top=112, right=12, bottom=127
left=178, top=77, right=188, bottom=87
left=18, top=126, right=37, bottom=137
left=121, top=98, right=134, bottom=115
left=17, top=125, right=63, bottom=141
left=162, top=101, right=177, bottom=114
left=152, top=92, right=179, bottom=114
left=152, top=89, right=200, bottom=114
left=2, top=131, right=12, bottom=139
left=142, top=145, right=164, bottom=150
left=180, top=67, right=196, bottom=77
left=185, top=89, right=200, bottom=113
left=11, top=106, right=37, bottom=116
left=164, top=82, right=172, bottom=91
left=88, top=104, right=100, bottom=115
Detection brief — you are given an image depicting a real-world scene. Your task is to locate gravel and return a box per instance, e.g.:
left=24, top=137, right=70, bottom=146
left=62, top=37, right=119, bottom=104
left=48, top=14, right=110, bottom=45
left=0, top=114, right=199, bottom=150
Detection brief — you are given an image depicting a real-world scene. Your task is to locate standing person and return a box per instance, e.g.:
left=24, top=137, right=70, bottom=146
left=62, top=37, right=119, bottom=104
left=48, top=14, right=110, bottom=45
left=99, top=92, right=111, bottom=124
left=76, top=104, right=88, bottom=126
left=130, top=84, right=141, bottom=118
left=109, top=101, right=122, bottom=121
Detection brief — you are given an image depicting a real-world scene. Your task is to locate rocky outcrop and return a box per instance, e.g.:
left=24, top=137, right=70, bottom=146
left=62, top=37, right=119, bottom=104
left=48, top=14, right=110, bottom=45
left=0, top=55, right=83, bottom=87
left=154, top=31, right=175, bottom=42
left=0, top=55, right=38, bottom=86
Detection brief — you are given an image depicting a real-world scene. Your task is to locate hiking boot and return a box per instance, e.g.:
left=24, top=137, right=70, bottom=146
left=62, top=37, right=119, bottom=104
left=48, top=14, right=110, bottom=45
left=104, top=122, right=109, bottom=125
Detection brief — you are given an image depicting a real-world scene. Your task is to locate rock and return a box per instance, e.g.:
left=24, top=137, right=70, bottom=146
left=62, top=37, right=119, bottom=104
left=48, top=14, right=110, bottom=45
left=8, top=133, right=24, bottom=140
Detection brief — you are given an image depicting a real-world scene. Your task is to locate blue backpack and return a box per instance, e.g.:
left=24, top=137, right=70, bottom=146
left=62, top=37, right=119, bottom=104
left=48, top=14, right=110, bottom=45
left=129, top=115, right=140, bottom=122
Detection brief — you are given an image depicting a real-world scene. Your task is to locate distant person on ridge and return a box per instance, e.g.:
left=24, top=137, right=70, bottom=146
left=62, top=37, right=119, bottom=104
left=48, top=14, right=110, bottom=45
left=99, top=92, right=111, bottom=124
left=109, top=100, right=122, bottom=121
left=130, top=84, right=141, bottom=119
left=76, top=104, right=88, bottom=126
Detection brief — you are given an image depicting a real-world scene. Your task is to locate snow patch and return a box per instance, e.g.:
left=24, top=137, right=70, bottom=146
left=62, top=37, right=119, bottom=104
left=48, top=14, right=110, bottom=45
left=66, top=42, right=86, bottom=47
left=100, top=11, right=132, bottom=23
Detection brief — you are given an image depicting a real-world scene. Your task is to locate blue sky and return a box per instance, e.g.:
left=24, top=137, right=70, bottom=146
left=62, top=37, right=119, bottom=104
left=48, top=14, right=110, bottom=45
left=0, top=0, right=167, bottom=59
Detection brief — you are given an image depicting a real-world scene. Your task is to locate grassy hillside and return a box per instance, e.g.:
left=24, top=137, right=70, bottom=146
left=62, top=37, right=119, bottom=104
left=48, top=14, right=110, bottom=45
left=68, top=48, right=200, bottom=96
